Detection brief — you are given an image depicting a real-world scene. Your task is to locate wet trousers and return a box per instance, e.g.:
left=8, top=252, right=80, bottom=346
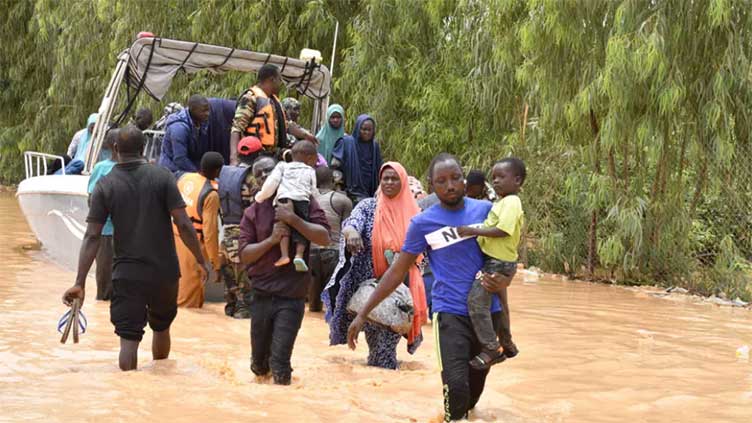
left=434, top=312, right=501, bottom=421
left=249, top=292, right=305, bottom=384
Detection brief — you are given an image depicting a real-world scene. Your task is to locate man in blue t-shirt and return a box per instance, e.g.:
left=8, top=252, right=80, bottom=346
left=347, top=153, right=513, bottom=422
left=87, top=129, right=119, bottom=301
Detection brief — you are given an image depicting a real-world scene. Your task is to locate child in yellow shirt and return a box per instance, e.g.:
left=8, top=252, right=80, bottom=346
left=458, top=157, right=525, bottom=370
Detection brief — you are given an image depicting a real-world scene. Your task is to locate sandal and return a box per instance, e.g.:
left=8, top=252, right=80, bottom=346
left=469, top=349, right=506, bottom=371
left=58, top=298, right=87, bottom=344
left=293, top=258, right=309, bottom=272
left=502, top=341, right=519, bottom=359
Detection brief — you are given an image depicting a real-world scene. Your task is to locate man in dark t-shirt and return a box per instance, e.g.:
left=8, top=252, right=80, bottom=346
left=63, top=125, right=209, bottom=371
left=238, top=195, right=330, bottom=385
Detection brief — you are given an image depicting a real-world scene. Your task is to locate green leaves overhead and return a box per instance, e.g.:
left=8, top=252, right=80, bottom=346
left=1, top=0, right=749, bottom=298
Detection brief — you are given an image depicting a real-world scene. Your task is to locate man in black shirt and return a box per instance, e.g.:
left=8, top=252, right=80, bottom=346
left=62, top=125, right=209, bottom=371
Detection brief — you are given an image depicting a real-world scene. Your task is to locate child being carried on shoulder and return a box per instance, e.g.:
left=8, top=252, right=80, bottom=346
left=458, top=157, right=526, bottom=370
left=254, top=141, right=319, bottom=272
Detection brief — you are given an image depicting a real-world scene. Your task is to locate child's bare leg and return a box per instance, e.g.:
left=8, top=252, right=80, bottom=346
left=152, top=328, right=171, bottom=360
left=292, top=242, right=309, bottom=272
left=294, top=242, right=306, bottom=260
left=119, top=338, right=139, bottom=371
left=497, top=287, right=518, bottom=358
left=274, top=236, right=291, bottom=267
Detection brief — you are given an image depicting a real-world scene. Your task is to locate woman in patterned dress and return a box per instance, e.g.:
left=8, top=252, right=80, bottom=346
left=322, top=162, right=428, bottom=369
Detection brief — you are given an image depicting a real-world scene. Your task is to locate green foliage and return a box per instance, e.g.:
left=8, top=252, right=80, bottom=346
left=1, top=0, right=749, bottom=299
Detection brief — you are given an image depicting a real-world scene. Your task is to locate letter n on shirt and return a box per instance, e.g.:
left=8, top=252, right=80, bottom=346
left=424, top=225, right=480, bottom=251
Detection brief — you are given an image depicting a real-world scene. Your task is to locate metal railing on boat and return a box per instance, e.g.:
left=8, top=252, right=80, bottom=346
left=24, top=152, right=67, bottom=179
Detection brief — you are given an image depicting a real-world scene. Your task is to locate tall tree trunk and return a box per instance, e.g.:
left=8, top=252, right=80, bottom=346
left=622, top=137, right=629, bottom=193
left=650, top=123, right=671, bottom=254
left=588, top=108, right=601, bottom=277
left=607, top=146, right=618, bottom=190
left=520, top=102, right=529, bottom=144
left=690, top=160, right=707, bottom=214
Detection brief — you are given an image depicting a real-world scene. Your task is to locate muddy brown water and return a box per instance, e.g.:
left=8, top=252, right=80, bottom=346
left=0, top=193, right=750, bottom=422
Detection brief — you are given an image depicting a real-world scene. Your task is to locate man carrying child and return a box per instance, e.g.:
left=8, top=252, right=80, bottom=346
left=239, top=140, right=330, bottom=385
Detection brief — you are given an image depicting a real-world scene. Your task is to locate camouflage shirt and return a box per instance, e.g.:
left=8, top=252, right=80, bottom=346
left=231, top=87, right=287, bottom=149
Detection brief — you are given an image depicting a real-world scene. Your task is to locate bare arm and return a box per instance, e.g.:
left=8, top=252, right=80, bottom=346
left=288, top=124, right=317, bottom=144
left=341, top=199, right=354, bottom=221
left=457, top=225, right=508, bottom=238
left=62, top=222, right=104, bottom=305
left=346, top=252, right=417, bottom=349
left=229, top=132, right=241, bottom=165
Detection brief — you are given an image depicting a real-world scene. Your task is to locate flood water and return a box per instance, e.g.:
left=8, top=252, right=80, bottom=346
left=0, top=192, right=751, bottom=422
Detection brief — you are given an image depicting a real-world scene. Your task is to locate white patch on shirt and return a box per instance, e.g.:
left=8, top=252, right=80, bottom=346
left=424, top=224, right=483, bottom=251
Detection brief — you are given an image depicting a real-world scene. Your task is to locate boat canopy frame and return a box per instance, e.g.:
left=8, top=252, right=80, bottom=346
left=84, top=37, right=332, bottom=172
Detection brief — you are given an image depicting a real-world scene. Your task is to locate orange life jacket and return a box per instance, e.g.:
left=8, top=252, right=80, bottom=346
left=174, top=173, right=217, bottom=239
left=243, top=86, right=286, bottom=150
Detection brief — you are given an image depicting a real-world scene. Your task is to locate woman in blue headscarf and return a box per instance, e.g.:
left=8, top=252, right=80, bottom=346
left=331, top=114, right=382, bottom=203
left=316, top=104, right=345, bottom=164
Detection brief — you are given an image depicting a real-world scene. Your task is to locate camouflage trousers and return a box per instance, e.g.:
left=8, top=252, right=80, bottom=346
left=222, top=225, right=252, bottom=317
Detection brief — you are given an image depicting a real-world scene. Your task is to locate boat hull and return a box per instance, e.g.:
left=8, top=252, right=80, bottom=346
left=16, top=174, right=224, bottom=301
left=16, top=175, right=89, bottom=271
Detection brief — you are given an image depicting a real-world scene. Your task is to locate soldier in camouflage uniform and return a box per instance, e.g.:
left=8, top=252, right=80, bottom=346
left=222, top=224, right=250, bottom=318
left=221, top=154, right=277, bottom=318
left=229, top=64, right=288, bottom=165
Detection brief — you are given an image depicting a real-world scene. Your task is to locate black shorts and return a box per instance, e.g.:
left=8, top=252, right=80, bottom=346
left=110, top=279, right=178, bottom=341
left=278, top=198, right=310, bottom=245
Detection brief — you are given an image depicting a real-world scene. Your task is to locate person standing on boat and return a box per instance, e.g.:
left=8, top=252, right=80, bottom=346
left=87, top=128, right=120, bottom=301
left=62, top=125, right=209, bottom=371
left=330, top=114, right=383, bottom=203
left=315, top=104, right=345, bottom=165
left=132, top=108, right=154, bottom=131
left=205, top=98, right=237, bottom=164
left=229, top=64, right=288, bottom=165
left=282, top=97, right=317, bottom=146
left=158, top=95, right=211, bottom=175
left=174, top=152, right=225, bottom=308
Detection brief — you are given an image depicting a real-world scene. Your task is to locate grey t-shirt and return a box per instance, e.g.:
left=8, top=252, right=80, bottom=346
left=88, top=161, right=185, bottom=282
left=313, top=189, right=353, bottom=248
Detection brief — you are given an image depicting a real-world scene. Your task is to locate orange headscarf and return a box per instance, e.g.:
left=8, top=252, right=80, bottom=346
left=372, top=162, right=428, bottom=345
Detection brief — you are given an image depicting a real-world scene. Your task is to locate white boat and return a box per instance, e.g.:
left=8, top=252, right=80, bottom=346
left=17, top=36, right=331, bottom=275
